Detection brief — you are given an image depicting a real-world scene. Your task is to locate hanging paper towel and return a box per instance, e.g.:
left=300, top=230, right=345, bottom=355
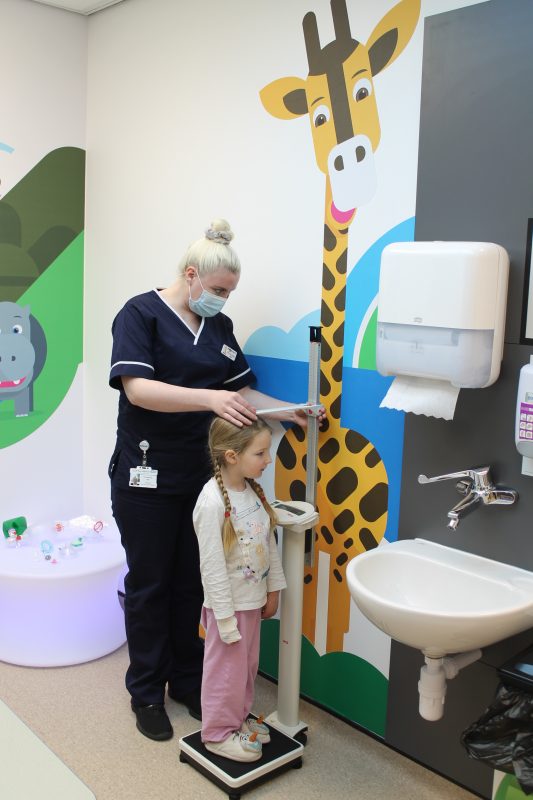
left=380, top=376, right=460, bottom=420
left=375, top=242, right=510, bottom=415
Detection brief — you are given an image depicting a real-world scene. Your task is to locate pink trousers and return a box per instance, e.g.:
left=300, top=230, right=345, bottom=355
left=200, top=606, right=262, bottom=743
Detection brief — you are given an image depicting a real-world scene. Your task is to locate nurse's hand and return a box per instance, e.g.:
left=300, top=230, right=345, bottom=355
left=293, top=405, right=327, bottom=428
left=212, top=390, right=257, bottom=427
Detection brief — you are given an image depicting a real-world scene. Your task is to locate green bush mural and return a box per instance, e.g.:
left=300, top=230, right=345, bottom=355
left=0, top=147, right=85, bottom=447
left=260, top=619, right=388, bottom=737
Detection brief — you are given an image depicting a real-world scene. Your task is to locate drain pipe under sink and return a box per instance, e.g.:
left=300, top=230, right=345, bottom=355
left=418, top=649, right=482, bottom=721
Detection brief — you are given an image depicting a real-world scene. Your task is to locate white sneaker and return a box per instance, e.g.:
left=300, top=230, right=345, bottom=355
left=204, top=732, right=262, bottom=762
left=241, top=715, right=271, bottom=743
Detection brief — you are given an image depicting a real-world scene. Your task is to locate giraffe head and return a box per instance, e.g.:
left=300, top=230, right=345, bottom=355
left=260, top=0, right=420, bottom=234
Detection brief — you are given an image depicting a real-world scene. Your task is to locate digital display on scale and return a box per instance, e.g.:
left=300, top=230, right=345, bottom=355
left=273, top=503, right=307, bottom=515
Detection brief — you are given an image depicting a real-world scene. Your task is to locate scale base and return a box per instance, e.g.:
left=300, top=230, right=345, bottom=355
left=264, top=710, right=308, bottom=741
left=179, top=719, right=304, bottom=799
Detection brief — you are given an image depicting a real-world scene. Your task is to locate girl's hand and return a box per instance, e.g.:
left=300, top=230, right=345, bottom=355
left=211, top=390, right=257, bottom=427
left=261, top=591, right=280, bottom=619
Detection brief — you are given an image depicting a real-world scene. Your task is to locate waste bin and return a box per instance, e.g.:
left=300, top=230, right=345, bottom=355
left=461, top=645, right=533, bottom=796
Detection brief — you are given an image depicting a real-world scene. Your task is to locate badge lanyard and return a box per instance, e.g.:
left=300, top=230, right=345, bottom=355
left=129, top=440, right=158, bottom=489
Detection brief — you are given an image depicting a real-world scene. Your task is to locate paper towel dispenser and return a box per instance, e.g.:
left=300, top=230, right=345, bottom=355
left=376, top=242, right=509, bottom=389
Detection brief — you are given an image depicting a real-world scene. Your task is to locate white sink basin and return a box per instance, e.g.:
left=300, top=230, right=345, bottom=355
left=346, top=538, right=533, bottom=658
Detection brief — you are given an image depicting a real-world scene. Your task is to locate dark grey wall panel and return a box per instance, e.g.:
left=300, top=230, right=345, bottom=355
left=415, top=0, right=533, bottom=343
left=385, top=2, right=533, bottom=797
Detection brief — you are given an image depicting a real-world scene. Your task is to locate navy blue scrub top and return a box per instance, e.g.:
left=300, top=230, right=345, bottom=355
left=109, top=290, right=256, bottom=494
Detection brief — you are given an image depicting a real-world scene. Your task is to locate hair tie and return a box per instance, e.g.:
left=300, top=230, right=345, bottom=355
left=224, top=510, right=231, bottom=518
left=205, top=227, right=232, bottom=245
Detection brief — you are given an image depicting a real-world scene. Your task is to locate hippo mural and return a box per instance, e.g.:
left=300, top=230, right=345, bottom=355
left=0, top=302, right=47, bottom=417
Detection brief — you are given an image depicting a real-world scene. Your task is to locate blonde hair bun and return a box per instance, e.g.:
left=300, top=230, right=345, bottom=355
left=205, top=218, right=234, bottom=245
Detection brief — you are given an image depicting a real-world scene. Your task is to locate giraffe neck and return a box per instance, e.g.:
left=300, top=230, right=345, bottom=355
left=320, top=222, right=348, bottom=421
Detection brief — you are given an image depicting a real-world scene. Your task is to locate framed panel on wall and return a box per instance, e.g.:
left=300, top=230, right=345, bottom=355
left=521, top=218, right=533, bottom=344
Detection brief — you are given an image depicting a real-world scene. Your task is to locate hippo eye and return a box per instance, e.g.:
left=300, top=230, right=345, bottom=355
left=312, top=104, right=330, bottom=127
left=353, top=77, right=372, bottom=102
left=12, top=324, right=22, bottom=334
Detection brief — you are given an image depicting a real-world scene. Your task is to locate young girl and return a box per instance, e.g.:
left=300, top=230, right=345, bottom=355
left=193, top=417, right=286, bottom=762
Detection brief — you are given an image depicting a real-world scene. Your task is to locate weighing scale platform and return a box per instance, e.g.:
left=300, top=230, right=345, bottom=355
left=179, top=721, right=304, bottom=799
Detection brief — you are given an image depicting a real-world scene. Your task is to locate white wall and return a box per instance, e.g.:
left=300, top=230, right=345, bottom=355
left=1, top=0, right=87, bottom=195
left=83, top=0, right=327, bottom=515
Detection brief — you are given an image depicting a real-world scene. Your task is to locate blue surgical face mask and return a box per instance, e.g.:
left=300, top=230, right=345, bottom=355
left=188, top=272, right=227, bottom=317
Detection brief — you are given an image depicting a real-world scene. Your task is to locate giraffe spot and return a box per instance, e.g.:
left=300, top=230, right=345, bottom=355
left=293, top=425, right=306, bottom=443
left=333, top=321, right=344, bottom=348
left=320, top=337, right=332, bottom=363
left=359, top=482, right=388, bottom=523
left=320, top=525, right=334, bottom=545
left=334, top=285, right=346, bottom=312
left=336, top=249, right=347, bottom=275
left=322, top=263, right=335, bottom=291
left=344, top=537, right=354, bottom=549
left=277, top=436, right=298, bottom=470
left=289, top=480, right=306, bottom=501
left=321, top=299, right=334, bottom=327
left=331, top=356, right=343, bottom=384
left=330, top=395, right=341, bottom=419
left=319, top=416, right=330, bottom=434
left=344, top=429, right=368, bottom=454
left=326, top=466, right=358, bottom=505
left=336, top=552, right=348, bottom=566
left=324, top=225, right=336, bottom=252
left=360, top=527, right=379, bottom=550
left=333, top=568, right=343, bottom=583
left=365, top=447, right=381, bottom=468
left=320, top=372, right=332, bottom=398
left=333, top=508, right=355, bottom=534
left=304, top=574, right=313, bottom=584
left=319, top=437, right=340, bottom=463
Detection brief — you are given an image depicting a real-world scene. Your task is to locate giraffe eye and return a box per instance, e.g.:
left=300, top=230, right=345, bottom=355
left=353, top=77, right=372, bottom=102
left=313, top=104, right=330, bottom=127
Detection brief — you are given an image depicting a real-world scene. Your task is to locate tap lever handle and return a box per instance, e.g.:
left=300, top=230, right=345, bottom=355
left=418, top=466, right=491, bottom=487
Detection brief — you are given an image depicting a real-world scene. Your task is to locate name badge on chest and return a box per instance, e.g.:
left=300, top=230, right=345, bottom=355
left=221, top=344, right=237, bottom=361
left=129, top=440, right=158, bottom=489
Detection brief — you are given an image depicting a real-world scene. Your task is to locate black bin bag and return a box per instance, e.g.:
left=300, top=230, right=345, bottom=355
left=461, top=683, right=533, bottom=795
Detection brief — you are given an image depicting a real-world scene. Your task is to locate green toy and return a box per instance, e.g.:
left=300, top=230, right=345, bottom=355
left=2, top=516, right=27, bottom=539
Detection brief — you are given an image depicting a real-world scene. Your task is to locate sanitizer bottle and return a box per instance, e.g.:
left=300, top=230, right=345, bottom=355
left=516, top=355, right=533, bottom=476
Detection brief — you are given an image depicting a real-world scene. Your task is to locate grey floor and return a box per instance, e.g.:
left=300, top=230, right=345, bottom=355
left=0, top=644, right=478, bottom=800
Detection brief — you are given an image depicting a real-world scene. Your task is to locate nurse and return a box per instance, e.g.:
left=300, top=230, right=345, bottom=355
left=109, top=218, right=317, bottom=742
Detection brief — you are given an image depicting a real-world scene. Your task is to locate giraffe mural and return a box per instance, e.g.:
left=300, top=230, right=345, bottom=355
left=260, top=0, right=420, bottom=652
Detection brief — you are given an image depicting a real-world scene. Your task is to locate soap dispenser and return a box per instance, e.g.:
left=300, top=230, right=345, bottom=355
left=515, top=355, right=533, bottom=476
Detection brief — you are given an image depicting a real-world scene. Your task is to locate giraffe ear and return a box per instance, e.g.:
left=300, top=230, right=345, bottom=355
left=366, top=0, right=421, bottom=77
left=260, top=76, right=308, bottom=120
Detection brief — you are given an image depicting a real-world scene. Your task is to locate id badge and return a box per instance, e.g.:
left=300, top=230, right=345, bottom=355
left=129, top=466, right=158, bottom=488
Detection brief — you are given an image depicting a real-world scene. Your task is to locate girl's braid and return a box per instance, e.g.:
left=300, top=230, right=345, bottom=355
left=214, top=461, right=238, bottom=554
left=247, top=478, right=278, bottom=532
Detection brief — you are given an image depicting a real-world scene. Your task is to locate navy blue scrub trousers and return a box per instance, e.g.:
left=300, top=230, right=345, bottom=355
left=111, top=485, right=205, bottom=707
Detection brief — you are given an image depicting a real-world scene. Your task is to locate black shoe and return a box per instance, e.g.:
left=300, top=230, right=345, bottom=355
left=168, top=687, right=202, bottom=721
left=131, top=701, right=173, bottom=741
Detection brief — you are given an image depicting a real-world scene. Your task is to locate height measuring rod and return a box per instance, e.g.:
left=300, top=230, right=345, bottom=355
left=257, top=326, right=322, bottom=566
left=304, top=326, right=321, bottom=566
